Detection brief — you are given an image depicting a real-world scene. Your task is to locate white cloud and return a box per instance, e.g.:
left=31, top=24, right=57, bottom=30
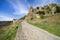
left=22, top=0, right=56, bottom=8
left=0, top=15, right=13, bottom=21
left=29, top=0, right=55, bottom=7
left=0, top=12, right=13, bottom=21
left=7, top=0, right=57, bottom=15
left=7, top=0, right=29, bottom=15
left=25, top=0, right=30, bottom=7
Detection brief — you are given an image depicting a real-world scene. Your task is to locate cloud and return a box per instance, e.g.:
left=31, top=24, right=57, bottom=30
left=0, top=15, right=13, bottom=21
left=32, top=0, right=55, bottom=7
left=7, top=0, right=29, bottom=15
left=1, top=0, right=59, bottom=21
left=0, top=12, right=13, bottom=21
left=25, top=0, right=56, bottom=7
left=7, top=0, right=59, bottom=15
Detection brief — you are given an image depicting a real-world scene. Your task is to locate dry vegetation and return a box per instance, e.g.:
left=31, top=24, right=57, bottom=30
left=0, top=20, right=22, bottom=40
left=27, top=3, right=60, bottom=37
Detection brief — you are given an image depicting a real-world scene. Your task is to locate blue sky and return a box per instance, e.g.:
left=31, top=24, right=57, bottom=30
left=0, top=0, right=60, bottom=21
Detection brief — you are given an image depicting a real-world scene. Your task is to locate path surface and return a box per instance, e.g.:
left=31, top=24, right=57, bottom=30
left=15, top=21, right=60, bottom=40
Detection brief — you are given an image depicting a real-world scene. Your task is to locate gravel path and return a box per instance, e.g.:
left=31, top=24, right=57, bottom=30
left=15, top=21, right=60, bottom=40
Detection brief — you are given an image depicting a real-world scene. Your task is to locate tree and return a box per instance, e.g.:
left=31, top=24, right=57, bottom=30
left=49, top=3, right=57, bottom=15
left=56, top=6, right=60, bottom=13
left=36, top=11, right=45, bottom=15
left=36, top=7, right=39, bottom=9
left=44, top=6, right=51, bottom=14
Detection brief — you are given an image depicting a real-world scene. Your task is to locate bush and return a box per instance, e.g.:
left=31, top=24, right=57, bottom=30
left=31, top=17, right=33, bottom=20
left=40, top=15, right=44, bottom=19
left=36, top=11, right=45, bottom=15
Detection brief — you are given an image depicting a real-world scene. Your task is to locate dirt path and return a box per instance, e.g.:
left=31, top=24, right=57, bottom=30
left=15, top=21, right=60, bottom=40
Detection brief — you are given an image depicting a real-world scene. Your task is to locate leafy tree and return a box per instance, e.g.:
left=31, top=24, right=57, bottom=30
left=49, top=3, right=56, bottom=8
left=36, top=11, right=45, bottom=15
left=56, top=6, right=60, bottom=13
left=40, top=15, right=44, bottom=19
left=44, top=6, right=51, bottom=14
left=31, top=17, right=33, bottom=20
left=36, top=7, right=39, bottom=9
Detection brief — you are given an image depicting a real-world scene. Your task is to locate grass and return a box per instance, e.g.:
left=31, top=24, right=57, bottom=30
left=28, top=20, right=60, bottom=37
left=0, top=20, right=22, bottom=40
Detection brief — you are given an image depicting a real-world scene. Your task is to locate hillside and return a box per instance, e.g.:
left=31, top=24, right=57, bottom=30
left=26, top=3, right=60, bottom=37
left=25, top=3, right=60, bottom=23
left=0, top=21, right=13, bottom=27
left=0, top=19, right=23, bottom=40
left=25, top=3, right=60, bottom=21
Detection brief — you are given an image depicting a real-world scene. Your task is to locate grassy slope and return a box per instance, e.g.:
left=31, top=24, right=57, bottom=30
left=28, top=14, right=60, bottom=37
left=0, top=20, right=22, bottom=40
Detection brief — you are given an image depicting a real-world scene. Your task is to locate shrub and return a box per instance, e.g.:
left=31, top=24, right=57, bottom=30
left=31, top=17, right=33, bottom=20
left=36, top=7, right=39, bottom=9
left=40, top=15, right=44, bottom=19
left=36, top=11, right=45, bottom=15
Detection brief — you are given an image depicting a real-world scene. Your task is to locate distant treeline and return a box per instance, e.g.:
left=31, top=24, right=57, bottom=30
left=0, top=21, right=13, bottom=27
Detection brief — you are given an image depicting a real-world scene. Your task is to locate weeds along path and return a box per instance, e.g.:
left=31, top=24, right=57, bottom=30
left=15, top=21, right=60, bottom=40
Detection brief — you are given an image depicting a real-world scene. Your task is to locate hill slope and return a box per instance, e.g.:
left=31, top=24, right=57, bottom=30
left=26, top=3, right=60, bottom=37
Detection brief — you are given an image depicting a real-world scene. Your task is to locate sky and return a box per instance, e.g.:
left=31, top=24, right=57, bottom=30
left=0, top=0, right=60, bottom=21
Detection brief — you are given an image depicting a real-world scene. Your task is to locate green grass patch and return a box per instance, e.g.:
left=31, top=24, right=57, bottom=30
left=0, top=20, right=22, bottom=40
left=28, top=20, right=60, bottom=37
left=40, top=15, right=45, bottom=19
